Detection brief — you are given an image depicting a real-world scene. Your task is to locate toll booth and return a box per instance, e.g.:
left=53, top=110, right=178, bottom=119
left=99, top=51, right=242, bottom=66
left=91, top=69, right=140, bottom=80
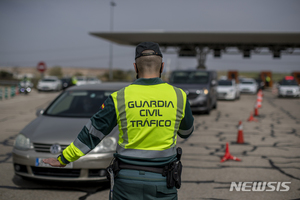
left=260, top=71, right=273, bottom=87
left=227, top=71, right=239, bottom=83
left=292, top=72, right=300, bottom=84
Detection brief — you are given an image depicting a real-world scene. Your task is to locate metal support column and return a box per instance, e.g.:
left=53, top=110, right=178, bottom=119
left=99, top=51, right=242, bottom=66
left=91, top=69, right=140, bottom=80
left=109, top=1, right=116, bottom=81
left=196, top=48, right=207, bottom=69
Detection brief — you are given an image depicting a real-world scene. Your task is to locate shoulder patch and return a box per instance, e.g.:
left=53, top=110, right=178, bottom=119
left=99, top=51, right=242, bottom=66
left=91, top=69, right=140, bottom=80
left=101, top=103, right=105, bottom=109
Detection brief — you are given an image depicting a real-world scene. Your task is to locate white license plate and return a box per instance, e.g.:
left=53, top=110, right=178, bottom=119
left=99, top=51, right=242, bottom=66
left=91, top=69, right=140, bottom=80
left=35, top=158, right=73, bottom=168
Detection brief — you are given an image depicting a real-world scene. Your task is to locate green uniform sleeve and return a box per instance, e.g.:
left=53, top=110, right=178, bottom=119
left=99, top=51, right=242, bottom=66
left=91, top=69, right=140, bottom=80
left=178, top=99, right=194, bottom=138
left=59, top=96, right=117, bottom=164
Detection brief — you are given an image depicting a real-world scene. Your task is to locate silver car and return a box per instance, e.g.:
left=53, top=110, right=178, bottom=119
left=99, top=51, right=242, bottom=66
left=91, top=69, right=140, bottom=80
left=12, top=82, right=130, bottom=181
left=277, top=76, right=300, bottom=98
left=37, top=76, right=62, bottom=91
left=239, top=78, right=258, bottom=94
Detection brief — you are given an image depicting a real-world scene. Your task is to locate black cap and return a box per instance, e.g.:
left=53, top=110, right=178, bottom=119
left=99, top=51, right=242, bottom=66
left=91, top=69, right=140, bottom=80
left=135, top=42, right=163, bottom=60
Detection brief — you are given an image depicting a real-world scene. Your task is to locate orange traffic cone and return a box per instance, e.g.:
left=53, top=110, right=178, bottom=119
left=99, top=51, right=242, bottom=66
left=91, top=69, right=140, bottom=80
left=256, top=95, right=263, bottom=102
left=236, top=121, right=244, bottom=144
left=247, top=112, right=258, bottom=122
left=257, top=90, right=263, bottom=101
left=220, top=142, right=241, bottom=162
left=256, top=100, right=262, bottom=108
left=254, top=103, right=259, bottom=117
left=257, top=95, right=263, bottom=104
left=15, top=86, right=19, bottom=95
left=256, top=91, right=263, bottom=107
left=258, top=89, right=263, bottom=97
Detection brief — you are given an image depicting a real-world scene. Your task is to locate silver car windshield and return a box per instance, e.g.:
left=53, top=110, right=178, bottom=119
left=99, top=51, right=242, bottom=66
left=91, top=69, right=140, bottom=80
left=241, top=81, right=254, bottom=84
left=280, top=79, right=298, bottom=86
left=218, top=80, right=233, bottom=86
left=45, top=90, right=113, bottom=118
left=170, top=71, right=209, bottom=84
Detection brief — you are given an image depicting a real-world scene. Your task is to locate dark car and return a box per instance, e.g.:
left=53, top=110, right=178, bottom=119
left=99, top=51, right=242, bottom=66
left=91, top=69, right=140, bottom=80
left=61, top=77, right=75, bottom=90
left=169, top=69, right=218, bottom=114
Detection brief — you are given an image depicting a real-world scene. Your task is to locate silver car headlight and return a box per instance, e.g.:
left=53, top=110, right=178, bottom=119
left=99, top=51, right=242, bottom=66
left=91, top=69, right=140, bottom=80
left=14, top=134, right=32, bottom=150
left=90, top=137, right=117, bottom=153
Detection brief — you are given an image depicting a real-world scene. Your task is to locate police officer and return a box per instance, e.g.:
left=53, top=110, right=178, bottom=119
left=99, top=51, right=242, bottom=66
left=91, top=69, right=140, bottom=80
left=265, top=75, right=271, bottom=87
left=43, top=42, right=194, bottom=200
left=71, top=75, right=77, bottom=86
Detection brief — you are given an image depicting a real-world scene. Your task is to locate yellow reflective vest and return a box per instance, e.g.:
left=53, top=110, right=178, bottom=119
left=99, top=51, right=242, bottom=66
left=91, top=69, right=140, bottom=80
left=111, top=82, right=187, bottom=159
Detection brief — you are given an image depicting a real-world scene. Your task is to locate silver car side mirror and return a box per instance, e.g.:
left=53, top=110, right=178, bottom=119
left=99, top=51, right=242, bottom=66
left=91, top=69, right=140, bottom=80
left=36, top=109, right=44, bottom=116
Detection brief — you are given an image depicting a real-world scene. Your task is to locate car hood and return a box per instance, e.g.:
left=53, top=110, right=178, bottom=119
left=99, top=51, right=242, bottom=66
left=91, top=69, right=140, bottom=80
left=217, top=86, right=234, bottom=92
left=279, top=86, right=299, bottom=90
left=170, top=83, right=208, bottom=91
left=20, top=115, right=118, bottom=144
left=38, top=82, right=58, bottom=86
left=240, top=84, right=256, bottom=88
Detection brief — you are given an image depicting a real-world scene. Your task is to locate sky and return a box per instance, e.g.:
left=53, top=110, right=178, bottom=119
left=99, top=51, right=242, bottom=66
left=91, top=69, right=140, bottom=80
left=0, top=0, right=300, bottom=73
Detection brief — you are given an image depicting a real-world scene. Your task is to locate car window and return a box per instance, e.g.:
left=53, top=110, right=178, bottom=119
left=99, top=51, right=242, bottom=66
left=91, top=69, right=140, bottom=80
left=170, top=71, right=209, bottom=84
left=47, top=93, right=73, bottom=114
left=241, top=81, right=254, bottom=84
left=45, top=90, right=113, bottom=118
left=280, top=79, right=298, bottom=86
left=218, top=80, right=232, bottom=86
left=77, top=77, right=86, bottom=81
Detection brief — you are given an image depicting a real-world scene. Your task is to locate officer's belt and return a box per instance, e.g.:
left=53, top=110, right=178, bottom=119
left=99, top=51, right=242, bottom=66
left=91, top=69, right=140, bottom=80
left=119, top=161, right=164, bottom=174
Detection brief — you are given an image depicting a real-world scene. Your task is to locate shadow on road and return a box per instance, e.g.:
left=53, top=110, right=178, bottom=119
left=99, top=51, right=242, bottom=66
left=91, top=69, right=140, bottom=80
left=0, top=175, right=110, bottom=200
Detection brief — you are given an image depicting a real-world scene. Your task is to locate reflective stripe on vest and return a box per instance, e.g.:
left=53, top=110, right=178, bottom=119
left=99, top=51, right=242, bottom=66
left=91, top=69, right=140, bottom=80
left=111, top=83, right=186, bottom=158
left=116, top=87, right=128, bottom=148
left=171, top=86, right=184, bottom=148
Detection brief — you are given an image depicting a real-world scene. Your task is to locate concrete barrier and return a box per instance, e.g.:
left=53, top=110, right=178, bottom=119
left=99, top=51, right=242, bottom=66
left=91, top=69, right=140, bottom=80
left=0, top=86, right=18, bottom=100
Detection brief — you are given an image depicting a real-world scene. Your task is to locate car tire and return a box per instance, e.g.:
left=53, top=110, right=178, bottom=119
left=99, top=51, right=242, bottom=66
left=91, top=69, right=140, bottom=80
left=204, top=100, right=211, bottom=114
left=204, top=108, right=211, bottom=115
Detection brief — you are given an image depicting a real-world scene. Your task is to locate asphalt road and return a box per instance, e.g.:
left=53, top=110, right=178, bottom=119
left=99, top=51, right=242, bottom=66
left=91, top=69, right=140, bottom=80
left=0, top=89, right=299, bottom=200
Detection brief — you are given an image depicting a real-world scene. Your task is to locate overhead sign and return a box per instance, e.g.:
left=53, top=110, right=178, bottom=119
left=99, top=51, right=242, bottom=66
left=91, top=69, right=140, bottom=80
left=37, top=62, right=47, bottom=72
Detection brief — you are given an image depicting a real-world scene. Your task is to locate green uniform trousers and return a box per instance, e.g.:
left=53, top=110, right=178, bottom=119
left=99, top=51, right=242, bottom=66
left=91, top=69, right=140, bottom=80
left=112, top=169, right=177, bottom=200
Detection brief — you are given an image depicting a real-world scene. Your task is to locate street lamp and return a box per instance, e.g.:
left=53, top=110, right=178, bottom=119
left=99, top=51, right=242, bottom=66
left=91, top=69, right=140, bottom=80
left=109, top=1, right=116, bottom=81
